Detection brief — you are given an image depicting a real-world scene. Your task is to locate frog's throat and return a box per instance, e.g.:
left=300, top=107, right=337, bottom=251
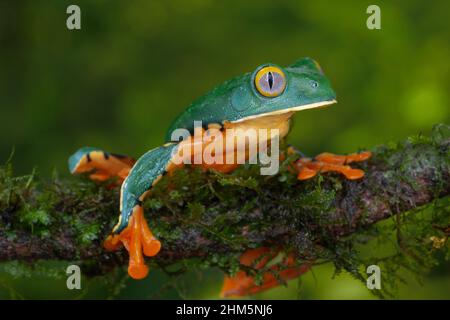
left=229, top=99, right=337, bottom=124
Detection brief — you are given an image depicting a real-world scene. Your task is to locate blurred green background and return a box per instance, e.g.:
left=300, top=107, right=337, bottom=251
left=0, top=0, right=448, bottom=299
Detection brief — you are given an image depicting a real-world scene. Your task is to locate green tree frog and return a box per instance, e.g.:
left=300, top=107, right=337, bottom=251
left=69, top=58, right=370, bottom=296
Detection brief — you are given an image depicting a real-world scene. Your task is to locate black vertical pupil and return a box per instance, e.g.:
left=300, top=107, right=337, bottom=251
left=267, top=72, right=274, bottom=90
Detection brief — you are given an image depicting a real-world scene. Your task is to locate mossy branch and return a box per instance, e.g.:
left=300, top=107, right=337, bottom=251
left=0, top=125, right=449, bottom=282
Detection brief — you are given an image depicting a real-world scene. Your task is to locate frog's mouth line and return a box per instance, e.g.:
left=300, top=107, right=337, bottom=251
left=230, top=99, right=337, bottom=123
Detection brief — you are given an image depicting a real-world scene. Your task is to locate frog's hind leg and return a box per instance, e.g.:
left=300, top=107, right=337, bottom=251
left=221, top=248, right=310, bottom=297
left=296, top=151, right=372, bottom=180
left=69, top=147, right=135, bottom=183
left=104, top=143, right=179, bottom=279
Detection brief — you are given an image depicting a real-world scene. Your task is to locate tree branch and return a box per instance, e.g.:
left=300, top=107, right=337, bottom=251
left=0, top=125, right=449, bottom=276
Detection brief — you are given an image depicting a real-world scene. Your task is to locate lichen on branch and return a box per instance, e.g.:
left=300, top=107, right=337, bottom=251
left=0, top=124, right=449, bottom=297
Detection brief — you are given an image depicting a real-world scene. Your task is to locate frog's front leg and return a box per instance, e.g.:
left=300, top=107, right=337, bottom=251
left=104, top=205, right=161, bottom=278
left=295, top=151, right=372, bottom=180
left=103, top=143, right=178, bottom=279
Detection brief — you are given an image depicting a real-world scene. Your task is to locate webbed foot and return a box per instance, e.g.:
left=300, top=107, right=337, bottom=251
left=104, top=205, right=161, bottom=279
left=221, top=248, right=310, bottom=297
left=296, top=151, right=371, bottom=180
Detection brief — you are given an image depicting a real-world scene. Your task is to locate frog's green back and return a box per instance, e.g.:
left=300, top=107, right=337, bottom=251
left=165, top=58, right=336, bottom=142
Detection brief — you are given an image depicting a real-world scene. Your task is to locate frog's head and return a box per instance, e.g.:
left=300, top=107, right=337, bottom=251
left=165, top=58, right=337, bottom=140
left=229, top=57, right=337, bottom=123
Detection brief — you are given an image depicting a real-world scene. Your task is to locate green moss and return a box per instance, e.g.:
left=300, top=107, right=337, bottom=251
left=19, top=209, right=52, bottom=237
left=75, top=221, right=102, bottom=247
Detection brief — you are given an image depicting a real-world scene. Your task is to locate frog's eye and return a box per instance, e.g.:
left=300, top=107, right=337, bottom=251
left=310, top=80, right=319, bottom=88
left=254, top=66, right=286, bottom=97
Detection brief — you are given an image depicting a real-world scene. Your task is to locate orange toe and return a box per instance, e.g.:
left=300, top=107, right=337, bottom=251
left=221, top=271, right=254, bottom=297
left=315, top=152, right=346, bottom=165
left=143, top=239, right=161, bottom=257
left=137, top=207, right=162, bottom=257
left=297, top=167, right=317, bottom=180
left=128, top=262, right=149, bottom=280
left=104, top=234, right=122, bottom=251
left=345, top=151, right=372, bottom=163
left=127, top=207, right=147, bottom=278
left=318, top=163, right=367, bottom=180
left=342, top=168, right=365, bottom=180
